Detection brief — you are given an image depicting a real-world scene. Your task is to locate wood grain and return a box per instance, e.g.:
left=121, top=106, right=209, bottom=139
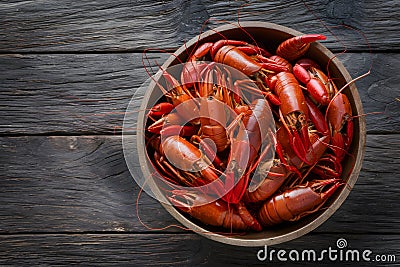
left=0, top=0, right=399, bottom=265
left=0, top=0, right=399, bottom=52
left=0, top=53, right=168, bottom=134
left=1, top=135, right=399, bottom=234
left=1, top=53, right=398, bottom=135
left=0, top=233, right=398, bottom=266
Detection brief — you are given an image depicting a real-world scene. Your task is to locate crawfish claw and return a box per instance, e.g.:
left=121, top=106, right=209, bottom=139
left=276, top=34, right=326, bottom=61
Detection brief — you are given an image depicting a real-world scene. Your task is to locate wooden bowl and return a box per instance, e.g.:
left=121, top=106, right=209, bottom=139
left=136, top=22, right=366, bottom=246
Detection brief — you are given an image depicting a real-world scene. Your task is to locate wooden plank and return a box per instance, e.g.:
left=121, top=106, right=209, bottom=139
left=0, top=233, right=398, bottom=266
left=0, top=0, right=399, bottom=52
left=0, top=135, right=399, bottom=234
left=0, top=53, right=169, bottom=135
left=1, top=53, right=398, bottom=135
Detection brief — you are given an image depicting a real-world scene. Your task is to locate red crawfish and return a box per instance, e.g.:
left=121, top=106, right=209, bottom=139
left=327, top=92, right=353, bottom=161
left=146, top=69, right=202, bottom=137
left=197, top=96, right=231, bottom=153
left=210, top=39, right=272, bottom=59
left=149, top=65, right=231, bottom=136
left=276, top=34, right=326, bottom=61
left=274, top=72, right=312, bottom=165
left=169, top=191, right=262, bottom=231
left=276, top=125, right=330, bottom=172
left=258, top=179, right=343, bottom=226
left=147, top=112, right=198, bottom=137
left=197, top=63, right=237, bottom=108
left=213, top=44, right=288, bottom=105
left=190, top=96, right=230, bottom=170
left=213, top=45, right=288, bottom=75
left=151, top=135, right=226, bottom=196
left=184, top=55, right=241, bottom=110
left=305, top=96, right=344, bottom=178
left=274, top=96, right=331, bottom=174
left=293, top=59, right=336, bottom=106
left=160, top=69, right=200, bottom=125
left=275, top=111, right=340, bottom=183
left=186, top=40, right=284, bottom=106
left=182, top=40, right=271, bottom=89
left=223, top=99, right=274, bottom=204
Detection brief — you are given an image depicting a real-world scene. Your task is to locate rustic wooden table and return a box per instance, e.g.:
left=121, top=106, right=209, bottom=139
left=1, top=0, right=399, bottom=266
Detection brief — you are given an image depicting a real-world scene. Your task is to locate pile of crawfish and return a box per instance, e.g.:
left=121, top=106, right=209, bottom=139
left=145, top=33, right=354, bottom=232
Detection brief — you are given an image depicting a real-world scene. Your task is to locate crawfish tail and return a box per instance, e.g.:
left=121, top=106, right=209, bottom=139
left=236, top=202, right=262, bottom=231
left=199, top=97, right=229, bottom=152
left=243, top=164, right=290, bottom=203
left=327, top=93, right=352, bottom=133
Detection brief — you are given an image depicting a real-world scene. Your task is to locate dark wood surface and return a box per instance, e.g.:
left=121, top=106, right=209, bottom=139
left=1, top=0, right=399, bottom=266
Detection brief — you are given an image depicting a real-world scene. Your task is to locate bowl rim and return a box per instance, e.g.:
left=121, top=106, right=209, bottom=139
left=137, top=21, right=366, bottom=247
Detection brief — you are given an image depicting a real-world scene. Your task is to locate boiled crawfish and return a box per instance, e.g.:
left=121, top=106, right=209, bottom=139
left=327, top=92, right=353, bottom=161
left=169, top=191, right=262, bottom=231
left=224, top=98, right=274, bottom=204
left=149, top=135, right=225, bottom=195
left=258, top=179, right=342, bottom=226
left=274, top=72, right=312, bottom=165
